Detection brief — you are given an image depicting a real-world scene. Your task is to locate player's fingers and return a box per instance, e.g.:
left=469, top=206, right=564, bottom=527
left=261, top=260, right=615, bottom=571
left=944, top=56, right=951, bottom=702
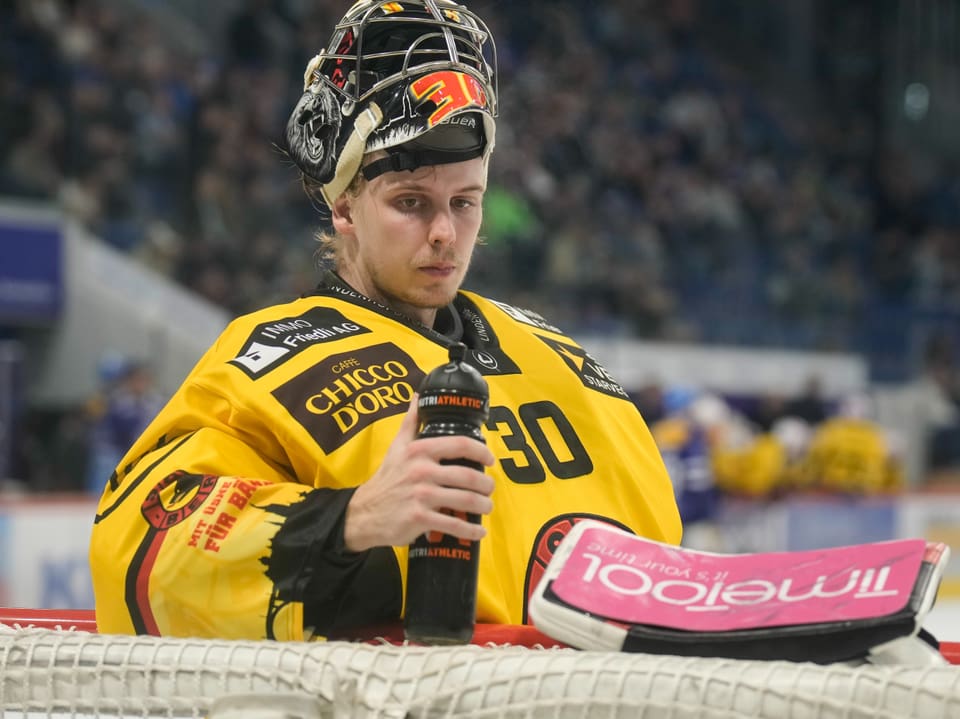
left=412, top=434, right=496, bottom=467
left=406, top=459, right=494, bottom=497
left=423, top=509, right=488, bottom=542
left=383, top=394, right=420, bottom=459
left=397, top=393, right=420, bottom=440
left=437, top=464, right=495, bottom=496
left=431, top=484, right=494, bottom=516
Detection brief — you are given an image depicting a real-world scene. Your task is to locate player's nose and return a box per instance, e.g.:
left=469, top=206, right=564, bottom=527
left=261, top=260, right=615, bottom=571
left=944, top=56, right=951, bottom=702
left=427, top=208, right=456, bottom=247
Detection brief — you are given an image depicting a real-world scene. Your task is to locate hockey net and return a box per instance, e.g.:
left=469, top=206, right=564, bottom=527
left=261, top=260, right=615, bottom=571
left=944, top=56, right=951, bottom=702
left=1, top=612, right=960, bottom=718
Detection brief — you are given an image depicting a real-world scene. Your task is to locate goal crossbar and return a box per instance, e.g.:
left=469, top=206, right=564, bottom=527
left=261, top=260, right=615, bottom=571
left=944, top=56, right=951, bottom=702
left=2, top=611, right=960, bottom=718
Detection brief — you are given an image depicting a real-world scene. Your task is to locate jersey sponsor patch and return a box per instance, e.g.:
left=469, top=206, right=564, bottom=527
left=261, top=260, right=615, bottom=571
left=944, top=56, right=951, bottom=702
left=229, top=307, right=371, bottom=378
left=469, top=348, right=515, bottom=375
left=536, top=336, right=631, bottom=400
left=272, top=343, right=427, bottom=454
left=489, top=300, right=562, bottom=334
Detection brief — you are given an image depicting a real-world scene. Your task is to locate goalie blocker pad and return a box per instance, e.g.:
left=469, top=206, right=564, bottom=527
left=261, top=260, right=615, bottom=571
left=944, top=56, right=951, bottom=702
left=528, top=520, right=949, bottom=664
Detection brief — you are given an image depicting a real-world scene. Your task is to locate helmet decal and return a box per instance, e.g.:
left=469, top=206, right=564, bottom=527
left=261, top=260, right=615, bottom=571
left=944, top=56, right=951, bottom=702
left=328, top=29, right=357, bottom=91
left=408, top=70, right=488, bottom=127
left=285, top=84, right=343, bottom=185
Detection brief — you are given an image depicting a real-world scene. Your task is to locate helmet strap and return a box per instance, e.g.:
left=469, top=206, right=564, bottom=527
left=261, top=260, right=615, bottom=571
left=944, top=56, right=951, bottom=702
left=319, top=102, right=384, bottom=206
left=361, top=146, right=484, bottom=182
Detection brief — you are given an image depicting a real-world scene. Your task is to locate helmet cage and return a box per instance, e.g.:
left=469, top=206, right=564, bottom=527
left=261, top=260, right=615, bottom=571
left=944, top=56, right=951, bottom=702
left=313, top=0, right=498, bottom=116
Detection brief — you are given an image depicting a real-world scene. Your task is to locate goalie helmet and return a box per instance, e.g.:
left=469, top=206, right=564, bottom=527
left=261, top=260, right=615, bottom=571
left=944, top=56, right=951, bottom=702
left=285, top=0, right=498, bottom=206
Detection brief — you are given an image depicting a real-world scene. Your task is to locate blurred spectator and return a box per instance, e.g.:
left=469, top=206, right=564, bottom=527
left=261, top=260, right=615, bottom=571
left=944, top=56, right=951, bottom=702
left=747, top=391, right=790, bottom=433
left=10, top=406, right=90, bottom=494
left=2, top=92, right=65, bottom=197
left=85, top=355, right=165, bottom=495
left=651, top=388, right=723, bottom=529
left=918, top=334, right=960, bottom=475
left=1, top=0, right=957, bottom=358
left=631, top=381, right=666, bottom=426
left=225, top=0, right=293, bottom=70
left=786, top=374, right=829, bottom=425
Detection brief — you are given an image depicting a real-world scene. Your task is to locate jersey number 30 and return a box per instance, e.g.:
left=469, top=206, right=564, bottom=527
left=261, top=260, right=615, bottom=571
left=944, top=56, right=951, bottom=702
left=486, top=401, right=593, bottom=484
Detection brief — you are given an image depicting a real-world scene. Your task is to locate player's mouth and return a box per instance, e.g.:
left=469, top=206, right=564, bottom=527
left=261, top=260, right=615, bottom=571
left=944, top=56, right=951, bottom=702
left=419, top=263, right=457, bottom=277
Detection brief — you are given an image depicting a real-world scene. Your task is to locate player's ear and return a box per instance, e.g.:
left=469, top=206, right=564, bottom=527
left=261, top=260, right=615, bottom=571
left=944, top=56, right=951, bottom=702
left=330, top=193, right=355, bottom=236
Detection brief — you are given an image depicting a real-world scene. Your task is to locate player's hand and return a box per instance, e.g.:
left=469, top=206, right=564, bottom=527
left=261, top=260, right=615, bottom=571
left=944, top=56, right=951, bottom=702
left=343, top=394, right=495, bottom=552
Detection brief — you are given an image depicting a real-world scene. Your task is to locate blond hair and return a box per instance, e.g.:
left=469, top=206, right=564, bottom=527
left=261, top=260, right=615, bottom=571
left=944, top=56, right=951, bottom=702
left=305, top=169, right=366, bottom=267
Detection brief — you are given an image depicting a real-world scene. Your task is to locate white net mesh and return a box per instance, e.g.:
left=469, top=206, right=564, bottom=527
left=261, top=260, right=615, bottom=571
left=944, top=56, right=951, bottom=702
left=1, top=626, right=959, bottom=718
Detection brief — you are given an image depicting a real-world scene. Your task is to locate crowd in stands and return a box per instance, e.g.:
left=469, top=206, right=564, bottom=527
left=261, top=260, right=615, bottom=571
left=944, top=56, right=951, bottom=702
left=3, top=1, right=960, bottom=349
left=1, top=0, right=959, bottom=491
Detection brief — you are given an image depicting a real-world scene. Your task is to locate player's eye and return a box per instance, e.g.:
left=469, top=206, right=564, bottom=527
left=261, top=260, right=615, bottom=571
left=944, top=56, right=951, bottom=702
left=453, top=196, right=482, bottom=211
left=396, top=197, right=423, bottom=211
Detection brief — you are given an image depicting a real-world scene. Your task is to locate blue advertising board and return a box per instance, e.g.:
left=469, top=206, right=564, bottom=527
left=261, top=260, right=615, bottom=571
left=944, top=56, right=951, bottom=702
left=0, top=207, right=63, bottom=325
left=785, top=497, right=897, bottom=550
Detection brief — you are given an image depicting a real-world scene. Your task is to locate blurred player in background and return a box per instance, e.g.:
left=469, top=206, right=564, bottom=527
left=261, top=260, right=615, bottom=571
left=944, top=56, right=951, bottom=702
left=800, top=392, right=904, bottom=495
left=651, top=387, right=719, bottom=528
left=84, top=354, right=165, bottom=494
left=652, top=387, right=752, bottom=549
left=711, top=390, right=905, bottom=501
left=88, top=0, right=680, bottom=641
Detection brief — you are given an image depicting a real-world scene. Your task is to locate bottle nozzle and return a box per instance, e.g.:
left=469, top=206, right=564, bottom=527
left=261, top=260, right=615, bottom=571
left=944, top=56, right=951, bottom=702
left=448, top=341, right=467, bottom=363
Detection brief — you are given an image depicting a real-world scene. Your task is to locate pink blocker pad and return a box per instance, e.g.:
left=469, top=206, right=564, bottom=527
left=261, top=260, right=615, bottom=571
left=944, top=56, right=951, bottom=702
left=549, top=527, right=927, bottom=632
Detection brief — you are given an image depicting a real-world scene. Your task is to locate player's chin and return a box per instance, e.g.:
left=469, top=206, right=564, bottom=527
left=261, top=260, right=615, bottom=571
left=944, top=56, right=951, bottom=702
left=414, top=270, right=464, bottom=301
left=410, top=283, right=459, bottom=310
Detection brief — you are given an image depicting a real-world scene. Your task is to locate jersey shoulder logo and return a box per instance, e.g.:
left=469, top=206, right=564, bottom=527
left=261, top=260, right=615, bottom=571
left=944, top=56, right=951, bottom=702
left=454, top=295, right=522, bottom=377
left=272, top=342, right=427, bottom=454
left=536, top=335, right=631, bottom=401
left=232, top=342, right=290, bottom=375
left=489, top=300, right=563, bottom=334
left=229, top=307, right=371, bottom=378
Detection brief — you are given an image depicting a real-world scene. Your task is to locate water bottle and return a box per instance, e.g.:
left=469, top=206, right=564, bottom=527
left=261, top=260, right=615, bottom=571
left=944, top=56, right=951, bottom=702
left=404, top=341, right=489, bottom=645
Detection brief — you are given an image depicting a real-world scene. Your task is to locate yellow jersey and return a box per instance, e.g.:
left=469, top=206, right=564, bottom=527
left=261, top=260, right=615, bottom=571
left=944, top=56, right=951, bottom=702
left=90, top=273, right=680, bottom=640
left=802, top=418, right=898, bottom=494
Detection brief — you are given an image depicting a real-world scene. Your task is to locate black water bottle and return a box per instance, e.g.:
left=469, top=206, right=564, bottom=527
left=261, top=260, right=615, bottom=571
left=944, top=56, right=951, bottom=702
left=404, top=341, right=490, bottom=645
